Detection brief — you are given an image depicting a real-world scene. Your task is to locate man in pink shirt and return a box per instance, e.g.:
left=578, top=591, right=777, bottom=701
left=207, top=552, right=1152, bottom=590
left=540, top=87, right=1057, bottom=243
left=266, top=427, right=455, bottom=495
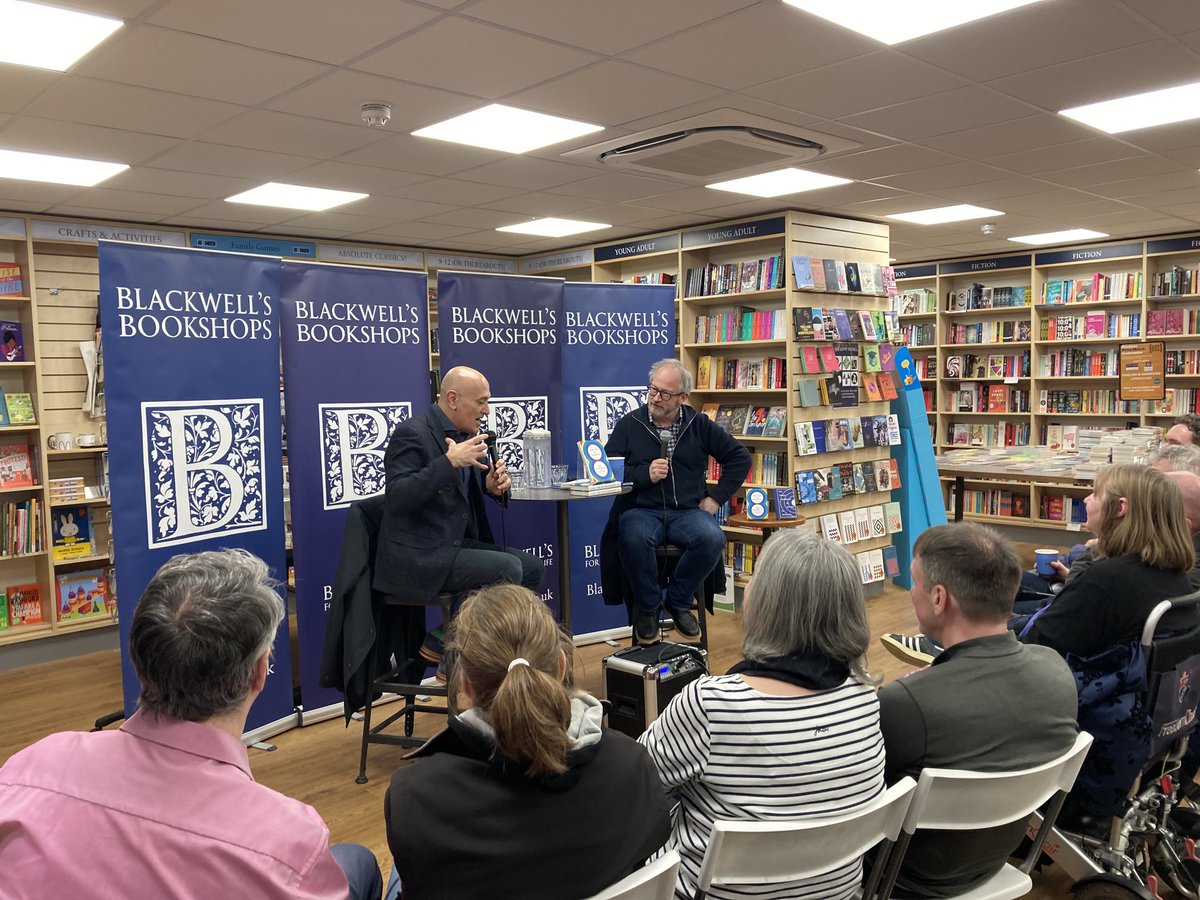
left=0, top=549, right=381, bottom=899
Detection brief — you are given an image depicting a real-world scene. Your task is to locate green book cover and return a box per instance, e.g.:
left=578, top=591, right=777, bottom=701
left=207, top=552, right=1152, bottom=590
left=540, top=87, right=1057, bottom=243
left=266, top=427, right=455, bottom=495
left=5, top=392, right=34, bottom=424
left=0, top=590, right=7, bottom=629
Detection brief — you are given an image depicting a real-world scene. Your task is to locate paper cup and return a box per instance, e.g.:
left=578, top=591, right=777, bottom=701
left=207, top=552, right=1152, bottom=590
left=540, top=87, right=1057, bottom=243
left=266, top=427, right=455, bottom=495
left=609, top=456, right=625, bottom=482
left=1035, top=549, right=1059, bottom=576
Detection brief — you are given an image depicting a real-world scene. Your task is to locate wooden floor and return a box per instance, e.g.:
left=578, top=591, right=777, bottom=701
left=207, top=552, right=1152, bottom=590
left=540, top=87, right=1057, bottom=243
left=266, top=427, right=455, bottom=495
left=0, top=578, right=1073, bottom=897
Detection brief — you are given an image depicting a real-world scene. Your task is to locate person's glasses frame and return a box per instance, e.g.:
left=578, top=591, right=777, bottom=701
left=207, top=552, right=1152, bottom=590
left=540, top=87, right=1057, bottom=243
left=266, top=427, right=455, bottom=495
left=647, top=384, right=686, bottom=400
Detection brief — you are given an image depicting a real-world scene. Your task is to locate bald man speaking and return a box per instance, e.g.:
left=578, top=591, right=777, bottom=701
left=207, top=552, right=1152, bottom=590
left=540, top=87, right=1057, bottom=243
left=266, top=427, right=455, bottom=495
left=374, top=366, right=543, bottom=620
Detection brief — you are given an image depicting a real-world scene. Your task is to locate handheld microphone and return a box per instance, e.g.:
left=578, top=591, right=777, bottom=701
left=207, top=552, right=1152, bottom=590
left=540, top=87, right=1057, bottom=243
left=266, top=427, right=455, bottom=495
left=659, top=430, right=671, bottom=461
left=483, top=430, right=508, bottom=507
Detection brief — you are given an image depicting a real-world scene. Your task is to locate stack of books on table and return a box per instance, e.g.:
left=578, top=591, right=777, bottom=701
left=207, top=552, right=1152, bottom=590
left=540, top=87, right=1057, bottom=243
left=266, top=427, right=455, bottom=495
left=560, top=478, right=623, bottom=496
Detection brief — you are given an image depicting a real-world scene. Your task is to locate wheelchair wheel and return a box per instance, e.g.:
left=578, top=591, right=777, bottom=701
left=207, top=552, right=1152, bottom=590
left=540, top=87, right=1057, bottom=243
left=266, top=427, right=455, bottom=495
left=1151, top=836, right=1200, bottom=899
left=1072, top=875, right=1160, bottom=900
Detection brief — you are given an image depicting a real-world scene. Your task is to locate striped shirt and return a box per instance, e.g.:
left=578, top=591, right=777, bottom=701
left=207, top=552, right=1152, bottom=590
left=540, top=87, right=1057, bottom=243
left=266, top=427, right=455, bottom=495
left=638, top=674, right=885, bottom=900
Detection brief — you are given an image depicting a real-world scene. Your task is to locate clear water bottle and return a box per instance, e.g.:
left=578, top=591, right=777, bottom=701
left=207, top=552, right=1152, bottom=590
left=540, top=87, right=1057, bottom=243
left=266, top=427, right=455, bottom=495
left=522, top=428, right=552, bottom=488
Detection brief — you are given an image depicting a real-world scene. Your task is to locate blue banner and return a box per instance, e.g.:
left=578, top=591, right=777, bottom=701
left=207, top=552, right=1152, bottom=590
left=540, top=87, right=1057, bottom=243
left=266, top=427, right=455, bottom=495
left=279, top=262, right=429, bottom=716
left=561, top=283, right=676, bottom=636
left=437, top=271, right=562, bottom=617
left=98, top=243, right=293, bottom=733
left=939, top=254, right=1031, bottom=275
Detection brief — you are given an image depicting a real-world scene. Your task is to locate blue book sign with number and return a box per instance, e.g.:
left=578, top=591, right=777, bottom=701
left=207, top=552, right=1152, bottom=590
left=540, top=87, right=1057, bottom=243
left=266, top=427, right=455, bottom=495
left=774, top=487, right=797, bottom=519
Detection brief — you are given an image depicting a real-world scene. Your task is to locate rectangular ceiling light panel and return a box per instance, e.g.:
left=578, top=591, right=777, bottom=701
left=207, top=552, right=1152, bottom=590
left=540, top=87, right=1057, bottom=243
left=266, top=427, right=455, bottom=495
left=1, top=0, right=122, bottom=71
left=0, top=148, right=127, bottom=186
left=1008, top=228, right=1108, bottom=245
left=887, top=204, right=1003, bottom=225
left=1060, top=81, right=1200, bottom=134
left=226, top=183, right=368, bottom=211
left=414, top=104, right=603, bottom=154
left=781, top=0, right=1048, bottom=45
left=707, top=167, right=851, bottom=198
left=496, top=218, right=610, bottom=237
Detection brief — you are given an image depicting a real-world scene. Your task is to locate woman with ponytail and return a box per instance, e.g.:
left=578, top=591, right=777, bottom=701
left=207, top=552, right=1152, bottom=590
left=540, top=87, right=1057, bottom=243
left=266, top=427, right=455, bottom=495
left=384, top=584, right=670, bottom=900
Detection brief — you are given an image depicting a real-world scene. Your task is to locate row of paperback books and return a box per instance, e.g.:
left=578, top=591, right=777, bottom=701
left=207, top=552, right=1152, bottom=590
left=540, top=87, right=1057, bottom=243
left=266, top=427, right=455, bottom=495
left=694, top=307, right=786, bottom=343
left=946, top=383, right=1032, bottom=414
left=948, top=421, right=1032, bottom=448
left=702, top=403, right=786, bottom=437
left=0, top=263, right=22, bottom=297
left=1037, top=348, right=1118, bottom=378
left=707, top=449, right=789, bottom=487
left=946, top=319, right=1033, bottom=344
left=1150, top=265, right=1199, bottom=298
left=796, top=457, right=900, bottom=503
left=726, top=541, right=761, bottom=578
left=795, top=414, right=902, bottom=457
left=944, top=352, right=1030, bottom=380
left=797, top=370, right=899, bottom=410
left=1042, top=271, right=1141, bottom=305
left=947, top=283, right=1030, bottom=310
left=1165, top=349, right=1200, bottom=375
left=1147, top=308, right=1196, bottom=336
left=1040, top=494, right=1087, bottom=523
left=1039, top=311, right=1140, bottom=341
left=898, top=288, right=936, bottom=315
left=948, top=486, right=1031, bottom=519
left=1152, top=388, right=1200, bottom=416
left=794, top=306, right=900, bottom=343
left=1038, top=389, right=1140, bottom=415
left=799, top=340, right=899, bottom=376
left=818, top=501, right=903, bottom=544
left=900, top=322, right=937, bottom=347
left=695, top=356, right=786, bottom=390
left=0, top=569, right=112, bottom=630
left=0, top=497, right=43, bottom=556
left=790, top=256, right=898, bottom=297
left=683, top=253, right=785, bottom=298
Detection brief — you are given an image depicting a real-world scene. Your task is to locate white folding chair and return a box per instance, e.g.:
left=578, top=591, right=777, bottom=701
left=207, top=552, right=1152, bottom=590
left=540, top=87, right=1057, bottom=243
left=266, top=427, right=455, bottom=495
left=879, top=731, right=1094, bottom=900
left=587, top=850, right=681, bottom=900
left=692, top=776, right=917, bottom=900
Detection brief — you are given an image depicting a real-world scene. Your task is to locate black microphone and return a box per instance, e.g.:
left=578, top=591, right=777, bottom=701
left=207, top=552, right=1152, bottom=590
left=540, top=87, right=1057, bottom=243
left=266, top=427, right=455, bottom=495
left=484, top=430, right=508, bottom=507
left=659, top=430, right=671, bottom=461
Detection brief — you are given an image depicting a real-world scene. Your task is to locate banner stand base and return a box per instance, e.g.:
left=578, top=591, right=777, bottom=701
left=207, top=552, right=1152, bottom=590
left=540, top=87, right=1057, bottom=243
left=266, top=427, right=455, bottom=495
left=242, top=712, right=299, bottom=748
left=574, top=626, right=631, bottom=646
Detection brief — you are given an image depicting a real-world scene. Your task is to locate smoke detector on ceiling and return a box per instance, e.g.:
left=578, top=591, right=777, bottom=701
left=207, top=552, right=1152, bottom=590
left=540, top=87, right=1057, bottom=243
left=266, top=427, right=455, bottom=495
left=980, top=222, right=997, bottom=235
left=563, top=110, right=861, bottom=185
left=361, top=102, right=391, bottom=128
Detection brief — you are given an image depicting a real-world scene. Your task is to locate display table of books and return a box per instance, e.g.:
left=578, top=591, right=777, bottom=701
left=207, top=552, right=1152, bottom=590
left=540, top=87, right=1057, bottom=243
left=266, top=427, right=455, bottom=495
left=510, top=482, right=631, bottom=635
left=935, top=448, right=1094, bottom=525
left=725, top=511, right=808, bottom=534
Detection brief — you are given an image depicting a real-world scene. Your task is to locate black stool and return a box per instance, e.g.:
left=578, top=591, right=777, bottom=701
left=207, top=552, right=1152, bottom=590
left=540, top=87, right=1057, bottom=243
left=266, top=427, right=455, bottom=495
left=356, top=591, right=457, bottom=784
left=652, top=544, right=709, bottom=651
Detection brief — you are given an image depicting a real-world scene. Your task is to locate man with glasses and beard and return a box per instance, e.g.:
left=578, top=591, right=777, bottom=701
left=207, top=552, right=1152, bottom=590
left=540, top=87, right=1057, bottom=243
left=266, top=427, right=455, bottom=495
left=603, top=359, right=750, bottom=644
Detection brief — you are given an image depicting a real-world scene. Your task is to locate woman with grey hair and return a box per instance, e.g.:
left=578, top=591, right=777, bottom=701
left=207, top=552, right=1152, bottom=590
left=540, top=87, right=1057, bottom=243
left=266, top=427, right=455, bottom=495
left=638, top=529, right=885, bottom=900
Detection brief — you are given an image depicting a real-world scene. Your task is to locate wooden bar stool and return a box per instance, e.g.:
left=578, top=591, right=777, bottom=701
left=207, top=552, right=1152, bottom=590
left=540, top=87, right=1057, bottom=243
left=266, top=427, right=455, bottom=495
left=653, top=544, right=709, bottom=651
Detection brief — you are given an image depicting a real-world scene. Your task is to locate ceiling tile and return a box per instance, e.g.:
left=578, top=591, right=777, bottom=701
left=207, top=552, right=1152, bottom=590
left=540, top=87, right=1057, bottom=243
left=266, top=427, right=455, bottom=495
left=466, top=0, right=755, bottom=55
left=279, top=161, right=428, bottom=194
left=1090, top=171, right=1200, bottom=198
left=622, top=3, right=876, bottom=90
left=999, top=187, right=1117, bottom=214
left=476, top=191, right=595, bottom=217
left=105, top=166, right=257, bottom=198
left=840, top=86, right=1035, bottom=142
left=146, top=142, right=317, bottom=179
left=195, top=110, right=389, bottom=158
left=355, top=221, right=479, bottom=242
left=933, top=176, right=1057, bottom=202
left=809, top=144, right=951, bottom=181
left=74, top=26, right=330, bottom=106
left=23, top=77, right=245, bottom=139
left=266, top=70, right=478, bottom=131
left=923, top=115, right=1094, bottom=159
left=266, top=210, right=399, bottom=234
left=869, top=161, right=1008, bottom=194
left=901, top=0, right=1156, bottom=82
left=347, top=195, right=459, bottom=221
left=379, top=177, right=518, bottom=206
left=60, top=0, right=158, bottom=17
left=0, top=182, right=88, bottom=206
left=545, top=173, right=683, bottom=202
left=48, top=188, right=205, bottom=217
left=1119, top=119, right=1200, bottom=154
left=419, top=207, right=526, bottom=229
left=338, top=133, right=499, bottom=176
left=0, top=117, right=177, bottom=165
left=506, top=60, right=724, bottom=127
left=453, top=157, right=595, bottom=191
left=353, top=17, right=596, bottom=97
left=0, top=68, right=61, bottom=116
left=177, top=200, right=298, bottom=226
left=985, top=139, right=1141, bottom=175
left=746, top=51, right=968, bottom=120
left=1039, top=155, right=1184, bottom=188
left=985, top=39, right=1199, bottom=110
left=149, top=0, right=438, bottom=64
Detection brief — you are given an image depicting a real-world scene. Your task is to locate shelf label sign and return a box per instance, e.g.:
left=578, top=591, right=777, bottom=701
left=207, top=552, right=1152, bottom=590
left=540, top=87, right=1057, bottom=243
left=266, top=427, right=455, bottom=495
left=1148, top=235, right=1200, bottom=255
left=1118, top=341, right=1165, bottom=401
left=939, top=254, right=1030, bottom=275
left=520, top=248, right=593, bottom=273
left=190, top=233, right=315, bottom=257
left=316, top=243, right=424, bottom=268
left=594, top=233, right=679, bottom=261
left=34, top=219, right=185, bottom=246
left=0, top=217, right=26, bottom=239
left=1034, top=242, right=1142, bottom=266
left=893, top=263, right=936, bottom=279
left=681, top=216, right=785, bottom=249
left=426, top=252, right=515, bottom=273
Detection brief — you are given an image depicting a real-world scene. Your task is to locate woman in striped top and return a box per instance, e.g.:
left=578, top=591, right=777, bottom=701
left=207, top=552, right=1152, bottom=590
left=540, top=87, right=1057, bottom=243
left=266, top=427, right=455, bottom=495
left=638, top=529, right=886, bottom=899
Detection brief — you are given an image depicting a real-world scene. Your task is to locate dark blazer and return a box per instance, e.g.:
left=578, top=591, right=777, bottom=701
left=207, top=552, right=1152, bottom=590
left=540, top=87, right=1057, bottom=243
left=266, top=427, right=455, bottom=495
left=374, top=405, right=499, bottom=602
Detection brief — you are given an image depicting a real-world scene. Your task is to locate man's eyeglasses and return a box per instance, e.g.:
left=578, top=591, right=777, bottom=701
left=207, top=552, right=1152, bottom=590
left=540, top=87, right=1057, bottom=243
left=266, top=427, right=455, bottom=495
left=647, top=385, right=685, bottom=400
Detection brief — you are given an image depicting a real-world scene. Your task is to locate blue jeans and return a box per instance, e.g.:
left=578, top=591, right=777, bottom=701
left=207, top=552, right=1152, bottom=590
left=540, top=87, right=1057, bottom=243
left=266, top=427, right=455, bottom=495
left=442, top=537, right=544, bottom=595
left=331, top=843, right=384, bottom=900
left=618, top=507, right=725, bottom=614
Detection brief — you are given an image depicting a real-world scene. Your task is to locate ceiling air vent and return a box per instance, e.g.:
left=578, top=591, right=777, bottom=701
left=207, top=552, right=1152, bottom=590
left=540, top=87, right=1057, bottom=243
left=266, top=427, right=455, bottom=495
left=564, top=110, right=860, bottom=184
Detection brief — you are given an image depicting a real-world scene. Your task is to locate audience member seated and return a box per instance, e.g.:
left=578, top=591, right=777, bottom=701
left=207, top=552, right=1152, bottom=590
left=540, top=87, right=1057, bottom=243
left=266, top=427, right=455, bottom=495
left=0, top=549, right=382, bottom=900
left=384, top=584, right=670, bottom=900
left=1166, top=413, right=1200, bottom=447
left=638, top=529, right=885, bottom=900
left=877, top=523, right=1078, bottom=898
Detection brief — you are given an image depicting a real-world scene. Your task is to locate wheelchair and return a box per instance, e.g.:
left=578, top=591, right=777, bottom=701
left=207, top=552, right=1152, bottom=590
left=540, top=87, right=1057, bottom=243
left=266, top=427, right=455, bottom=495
left=1028, top=590, right=1200, bottom=899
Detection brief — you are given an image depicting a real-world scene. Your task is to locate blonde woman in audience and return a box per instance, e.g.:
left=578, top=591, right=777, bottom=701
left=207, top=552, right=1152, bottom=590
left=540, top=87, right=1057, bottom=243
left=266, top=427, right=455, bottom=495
left=384, top=584, right=670, bottom=900
left=639, top=529, right=885, bottom=900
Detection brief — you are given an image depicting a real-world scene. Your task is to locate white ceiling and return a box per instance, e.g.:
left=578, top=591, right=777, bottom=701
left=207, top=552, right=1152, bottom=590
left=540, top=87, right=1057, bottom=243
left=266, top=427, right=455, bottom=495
left=2, top=0, right=1200, bottom=262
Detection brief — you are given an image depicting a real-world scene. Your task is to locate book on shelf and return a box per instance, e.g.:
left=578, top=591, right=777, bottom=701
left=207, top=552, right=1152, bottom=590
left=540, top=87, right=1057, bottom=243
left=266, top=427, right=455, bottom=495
left=55, top=568, right=109, bottom=623
left=0, top=321, right=23, bottom=363
left=4, top=392, right=34, bottom=424
left=845, top=262, right=862, bottom=292
left=791, top=255, right=815, bottom=289
left=561, top=478, right=623, bottom=496
left=52, top=506, right=94, bottom=560
left=700, top=402, right=719, bottom=421
left=744, top=406, right=769, bottom=435
left=0, top=590, right=5, bottom=630
left=8, top=583, right=42, bottom=627
left=714, top=405, right=739, bottom=434
left=0, top=263, right=22, bottom=297
left=728, top=404, right=750, bottom=435
left=0, top=442, right=33, bottom=488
